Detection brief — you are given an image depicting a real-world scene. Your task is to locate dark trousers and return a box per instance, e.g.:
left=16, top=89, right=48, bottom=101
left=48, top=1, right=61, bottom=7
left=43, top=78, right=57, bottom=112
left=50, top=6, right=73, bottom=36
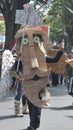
left=27, top=100, right=41, bottom=129
left=22, top=95, right=27, bottom=106
left=15, top=81, right=27, bottom=106
left=15, top=81, right=22, bottom=101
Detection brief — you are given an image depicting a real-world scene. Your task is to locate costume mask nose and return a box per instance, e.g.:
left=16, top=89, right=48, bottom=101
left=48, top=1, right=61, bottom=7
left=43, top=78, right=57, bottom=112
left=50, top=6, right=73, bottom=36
left=29, top=43, right=39, bottom=69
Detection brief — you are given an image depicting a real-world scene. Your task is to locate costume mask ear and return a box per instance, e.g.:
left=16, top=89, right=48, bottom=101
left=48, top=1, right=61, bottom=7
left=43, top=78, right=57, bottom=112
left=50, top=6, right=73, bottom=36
left=15, top=26, right=52, bottom=108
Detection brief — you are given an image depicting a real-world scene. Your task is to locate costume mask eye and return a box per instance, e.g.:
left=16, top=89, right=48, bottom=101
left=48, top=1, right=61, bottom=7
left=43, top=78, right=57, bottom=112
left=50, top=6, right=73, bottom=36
left=22, top=38, right=29, bottom=45
left=34, top=36, right=40, bottom=44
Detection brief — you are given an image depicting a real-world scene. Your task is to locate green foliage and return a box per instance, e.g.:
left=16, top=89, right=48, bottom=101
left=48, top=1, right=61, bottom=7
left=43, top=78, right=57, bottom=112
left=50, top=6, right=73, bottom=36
left=0, top=22, right=5, bottom=33
left=42, top=0, right=65, bottom=41
left=42, top=0, right=73, bottom=51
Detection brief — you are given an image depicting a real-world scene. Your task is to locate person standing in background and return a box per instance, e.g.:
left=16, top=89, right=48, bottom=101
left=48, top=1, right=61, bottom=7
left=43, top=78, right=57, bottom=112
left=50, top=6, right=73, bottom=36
left=10, top=51, right=29, bottom=117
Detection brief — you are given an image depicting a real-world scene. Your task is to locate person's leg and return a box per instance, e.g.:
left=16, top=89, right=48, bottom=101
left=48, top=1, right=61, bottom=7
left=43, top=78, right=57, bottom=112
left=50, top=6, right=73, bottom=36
left=27, top=100, right=41, bottom=130
left=15, top=81, right=22, bottom=101
left=22, top=95, right=29, bottom=114
left=60, top=75, right=63, bottom=85
left=14, top=81, right=23, bottom=117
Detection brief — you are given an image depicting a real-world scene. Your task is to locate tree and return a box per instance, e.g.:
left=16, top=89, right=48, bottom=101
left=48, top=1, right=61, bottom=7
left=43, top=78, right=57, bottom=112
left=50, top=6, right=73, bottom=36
left=0, top=0, right=30, bottom=49
left=0, top=22, right=5, bottom=33
left=43, top=0, right=73, bottom=51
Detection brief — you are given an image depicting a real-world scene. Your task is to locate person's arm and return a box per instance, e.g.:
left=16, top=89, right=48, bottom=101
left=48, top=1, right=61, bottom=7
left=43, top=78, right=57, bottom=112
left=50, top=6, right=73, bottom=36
left=46, top=50, right=63, bottom=63
left=18, top=60, right=23, bottom=73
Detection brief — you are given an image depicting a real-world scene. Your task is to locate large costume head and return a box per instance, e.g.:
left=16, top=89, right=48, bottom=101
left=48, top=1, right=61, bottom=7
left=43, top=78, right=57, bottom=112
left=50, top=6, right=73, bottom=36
left=15, top=26, right=52, bottom=108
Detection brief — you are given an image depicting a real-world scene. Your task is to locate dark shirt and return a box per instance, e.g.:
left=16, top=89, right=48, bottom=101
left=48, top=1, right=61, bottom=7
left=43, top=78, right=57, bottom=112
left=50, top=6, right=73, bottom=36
left=46, top=50, right=63, bottom=63
left=11, top=59, right=23, bottom=74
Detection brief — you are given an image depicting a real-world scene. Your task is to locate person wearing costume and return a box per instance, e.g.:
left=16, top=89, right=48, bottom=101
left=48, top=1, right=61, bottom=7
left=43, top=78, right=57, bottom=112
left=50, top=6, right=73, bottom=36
left=23, top=40, right=65, bottom=130
left=10, top=52, right=29, bottom=117
left=40, top=39, right=65, bottom=87
left=15, top=26, right=65, bottom=130
left=46, top=39, right=65, bottom=86
left=45, top=39, right=65, bottom=63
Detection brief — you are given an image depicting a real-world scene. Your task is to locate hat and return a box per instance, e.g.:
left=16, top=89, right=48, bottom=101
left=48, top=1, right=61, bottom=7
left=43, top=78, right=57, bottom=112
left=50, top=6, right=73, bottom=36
left=13, top=53, right=17, bottom=57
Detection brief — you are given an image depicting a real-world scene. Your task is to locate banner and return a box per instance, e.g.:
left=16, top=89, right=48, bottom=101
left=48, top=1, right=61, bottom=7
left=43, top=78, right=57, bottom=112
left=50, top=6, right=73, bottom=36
left=15, top=4, right=43, bottom=26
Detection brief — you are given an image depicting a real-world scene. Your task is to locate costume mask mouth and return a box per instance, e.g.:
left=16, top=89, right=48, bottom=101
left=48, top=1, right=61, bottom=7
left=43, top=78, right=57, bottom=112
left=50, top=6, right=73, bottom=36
left=31, top=74, right=47, bottom=81
left=31, top=74, right=42, bottom=81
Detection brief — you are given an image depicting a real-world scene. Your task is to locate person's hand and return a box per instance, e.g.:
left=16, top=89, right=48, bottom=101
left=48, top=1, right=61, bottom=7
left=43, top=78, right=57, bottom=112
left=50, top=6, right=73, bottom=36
left=18, top=72, right=24, bottom=81
left=65, top=58, right=73, bottom=63
left=65, top=59, right=73, bottom=68
left=59, top=39, right=65, bottom=50
left=19, top=77, right=24, bottom=81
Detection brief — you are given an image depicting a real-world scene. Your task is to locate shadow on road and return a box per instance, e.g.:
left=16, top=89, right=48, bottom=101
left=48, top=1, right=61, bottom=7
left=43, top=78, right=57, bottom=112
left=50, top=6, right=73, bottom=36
left=0, top=115, right=17, bottom=121
left=48, top=105, right=73, bottom=110
left=66, top=115, right=73, bottom=119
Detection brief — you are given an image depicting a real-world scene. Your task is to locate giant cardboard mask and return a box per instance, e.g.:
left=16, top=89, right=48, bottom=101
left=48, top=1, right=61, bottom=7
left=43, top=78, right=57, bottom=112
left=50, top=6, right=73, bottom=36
left=15, top=26, right=52, bottom=108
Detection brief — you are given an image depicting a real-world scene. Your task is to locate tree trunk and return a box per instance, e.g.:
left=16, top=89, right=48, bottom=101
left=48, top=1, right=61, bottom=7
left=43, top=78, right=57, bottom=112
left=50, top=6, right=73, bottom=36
left=4, top=6, right=16, bottom=49
left=5, top=21, right=13, bottom=49
left=0, top=0, right=31, bottom=49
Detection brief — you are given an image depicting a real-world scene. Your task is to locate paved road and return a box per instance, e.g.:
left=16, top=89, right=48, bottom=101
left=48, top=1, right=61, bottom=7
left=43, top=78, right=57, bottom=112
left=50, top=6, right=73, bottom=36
left=0, top=84, right=73, bottom=130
